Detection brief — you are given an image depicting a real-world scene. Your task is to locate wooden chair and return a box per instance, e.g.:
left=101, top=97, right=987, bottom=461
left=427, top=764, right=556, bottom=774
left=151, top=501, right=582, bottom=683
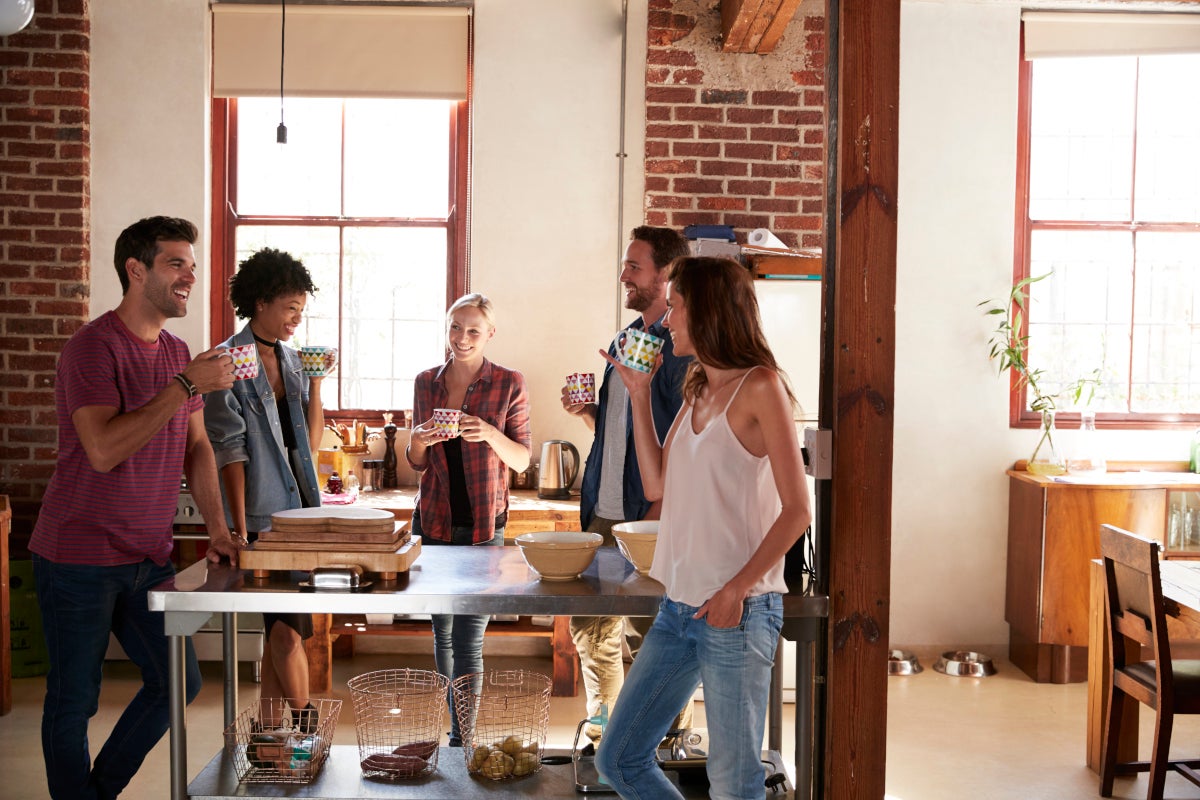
left=1099, top=524, right=1200, bottom=799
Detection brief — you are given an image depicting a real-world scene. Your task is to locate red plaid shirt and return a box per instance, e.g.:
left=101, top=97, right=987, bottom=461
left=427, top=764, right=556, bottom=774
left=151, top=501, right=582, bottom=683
left=408, top=359, right=532, bottom=544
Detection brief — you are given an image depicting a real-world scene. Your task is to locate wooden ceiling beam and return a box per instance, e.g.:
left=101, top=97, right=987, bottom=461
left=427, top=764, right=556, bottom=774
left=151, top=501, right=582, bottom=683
left=721, top=0, right=803, bottom=54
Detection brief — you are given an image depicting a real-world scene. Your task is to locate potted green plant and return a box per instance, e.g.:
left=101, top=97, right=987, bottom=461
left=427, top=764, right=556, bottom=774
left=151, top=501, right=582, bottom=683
left=981, top=275, right=1099, bottom=475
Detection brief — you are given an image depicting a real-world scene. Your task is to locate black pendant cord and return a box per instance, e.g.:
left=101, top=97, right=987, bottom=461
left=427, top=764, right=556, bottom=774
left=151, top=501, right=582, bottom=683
left=276, top=0, right=287, bottom=144
left=251, top=330, right=279, bottom=348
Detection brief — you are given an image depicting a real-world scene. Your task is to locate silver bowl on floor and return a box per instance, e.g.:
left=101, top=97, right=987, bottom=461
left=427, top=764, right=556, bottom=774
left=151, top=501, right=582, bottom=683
left=933, top=650, right=997, bottom=677
left=887, top=649, right=923, bottom=676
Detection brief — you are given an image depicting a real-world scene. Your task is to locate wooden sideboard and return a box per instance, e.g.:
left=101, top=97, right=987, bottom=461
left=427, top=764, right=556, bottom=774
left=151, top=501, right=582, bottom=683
left=1005, top=466, right=1200, bottom=683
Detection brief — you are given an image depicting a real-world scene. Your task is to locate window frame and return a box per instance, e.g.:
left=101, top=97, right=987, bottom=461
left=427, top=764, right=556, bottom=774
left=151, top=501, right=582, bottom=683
left=1012, top=43, right=1200, bottom=431
left=209, top=97, right=470, bottom=422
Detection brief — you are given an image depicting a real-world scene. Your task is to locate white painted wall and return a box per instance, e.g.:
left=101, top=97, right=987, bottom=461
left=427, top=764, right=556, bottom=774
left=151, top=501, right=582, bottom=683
left=90, top=0, right=212, bottom=345
left=85, top=0, right=1192, bottom=649
left=472, top=0, right=647, bottom=456
left=894, top=0, right=1184, bottom=649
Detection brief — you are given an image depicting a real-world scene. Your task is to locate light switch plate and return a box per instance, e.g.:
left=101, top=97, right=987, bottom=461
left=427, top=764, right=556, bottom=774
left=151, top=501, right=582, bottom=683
left=803, top=427, right=832, bottom=479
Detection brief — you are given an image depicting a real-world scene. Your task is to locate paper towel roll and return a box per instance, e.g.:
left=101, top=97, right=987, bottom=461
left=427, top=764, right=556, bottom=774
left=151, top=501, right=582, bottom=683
left=748, top=228, right=787, bottom=249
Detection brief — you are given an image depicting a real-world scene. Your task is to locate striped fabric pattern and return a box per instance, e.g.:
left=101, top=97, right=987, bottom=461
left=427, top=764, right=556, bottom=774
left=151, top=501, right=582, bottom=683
left=31, top=311, right=200, bottom=566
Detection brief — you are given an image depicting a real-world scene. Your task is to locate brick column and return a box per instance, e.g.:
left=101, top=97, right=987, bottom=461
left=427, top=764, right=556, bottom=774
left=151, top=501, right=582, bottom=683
left=643, top=0, right=825, bottom=249
left=0, top=0, right=90, bottom=549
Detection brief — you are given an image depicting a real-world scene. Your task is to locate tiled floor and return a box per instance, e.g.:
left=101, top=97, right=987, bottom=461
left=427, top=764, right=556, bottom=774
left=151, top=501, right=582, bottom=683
left=3, top=646, right=1200, bottom=799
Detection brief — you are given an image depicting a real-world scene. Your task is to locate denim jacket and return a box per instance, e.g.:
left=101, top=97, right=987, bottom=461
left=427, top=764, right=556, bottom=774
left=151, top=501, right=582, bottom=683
left=203, top=324, right=321, bottom=532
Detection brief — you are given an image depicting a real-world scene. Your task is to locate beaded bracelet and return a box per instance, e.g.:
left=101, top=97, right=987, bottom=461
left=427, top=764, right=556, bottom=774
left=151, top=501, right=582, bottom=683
left=173, top=372, right=197, bottom=397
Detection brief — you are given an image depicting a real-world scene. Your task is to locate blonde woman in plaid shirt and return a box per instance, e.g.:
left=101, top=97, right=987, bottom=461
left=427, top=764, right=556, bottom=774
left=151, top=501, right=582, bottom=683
left=406, top=292, right=532, bottom=746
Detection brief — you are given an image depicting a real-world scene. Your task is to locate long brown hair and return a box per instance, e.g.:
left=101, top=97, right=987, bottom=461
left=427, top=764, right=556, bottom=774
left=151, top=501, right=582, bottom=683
left=668, top=256, right=796, bottom=406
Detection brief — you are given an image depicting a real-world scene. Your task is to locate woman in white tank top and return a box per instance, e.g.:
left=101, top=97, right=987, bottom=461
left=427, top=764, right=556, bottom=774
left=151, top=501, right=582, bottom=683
left=595, top=257, right=813, bottom=800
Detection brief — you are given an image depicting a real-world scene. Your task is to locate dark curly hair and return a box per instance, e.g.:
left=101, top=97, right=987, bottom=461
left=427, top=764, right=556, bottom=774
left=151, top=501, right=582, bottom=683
left=228, top=247, right=318, bottom=320
left=113, top=216, right=197, bottom=294
left=631, top=225, right=690, bottom=271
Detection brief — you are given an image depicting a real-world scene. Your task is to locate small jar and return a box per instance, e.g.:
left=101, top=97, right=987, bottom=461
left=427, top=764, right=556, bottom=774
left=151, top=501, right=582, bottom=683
left=326, top=471, right=343, bottom=494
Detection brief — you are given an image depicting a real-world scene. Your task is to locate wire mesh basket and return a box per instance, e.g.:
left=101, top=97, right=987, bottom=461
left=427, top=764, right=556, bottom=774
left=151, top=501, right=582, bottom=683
left=348, top=668, right=450, bottom=780
left=452, top=669, right=551, bottom=780
left=223, top=697, right=341, bottom=785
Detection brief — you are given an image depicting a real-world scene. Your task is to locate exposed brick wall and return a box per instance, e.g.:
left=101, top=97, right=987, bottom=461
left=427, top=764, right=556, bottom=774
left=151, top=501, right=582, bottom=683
left=0, top=0, right=91, bottom=548
left=643, top=0, right=825, bottom=249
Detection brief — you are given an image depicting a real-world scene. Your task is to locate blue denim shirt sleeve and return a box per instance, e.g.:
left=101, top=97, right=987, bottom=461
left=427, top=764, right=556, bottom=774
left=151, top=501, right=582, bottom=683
left=202, top=326, right=320, bottom=531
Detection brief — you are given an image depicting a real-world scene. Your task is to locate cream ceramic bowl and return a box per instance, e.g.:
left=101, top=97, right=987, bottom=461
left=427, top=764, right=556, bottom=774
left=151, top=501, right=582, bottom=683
left=611, top=520, right=659, bottom=575
left=514, top=531, right=603, bottom=581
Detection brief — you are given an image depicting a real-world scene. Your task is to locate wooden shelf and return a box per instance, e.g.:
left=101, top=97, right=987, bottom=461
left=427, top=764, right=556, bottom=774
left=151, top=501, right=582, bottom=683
left=746, top=251, right=822, bottom=280
left=328, top=614, right=579, bottom=698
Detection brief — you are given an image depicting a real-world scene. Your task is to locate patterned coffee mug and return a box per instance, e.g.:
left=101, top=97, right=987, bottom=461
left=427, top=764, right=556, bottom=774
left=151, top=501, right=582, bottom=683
left=432, top=408, right=462, bottom=438
left=615, top=330, right=664, bottom=374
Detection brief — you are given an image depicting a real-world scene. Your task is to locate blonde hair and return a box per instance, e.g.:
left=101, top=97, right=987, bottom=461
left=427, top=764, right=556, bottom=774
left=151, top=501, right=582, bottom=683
left=446, top=292, right=496, bottom=329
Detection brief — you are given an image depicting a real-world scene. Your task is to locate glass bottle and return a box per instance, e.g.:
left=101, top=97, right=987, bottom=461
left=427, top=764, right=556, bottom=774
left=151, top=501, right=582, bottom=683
left=1190, top=428, right=1200, bottom=473
left=1066, top=410, right=1106, bottom=476
left=1027, top=409, right=1067, bottom=476
left=1169, top=503, right=1183, bottom=550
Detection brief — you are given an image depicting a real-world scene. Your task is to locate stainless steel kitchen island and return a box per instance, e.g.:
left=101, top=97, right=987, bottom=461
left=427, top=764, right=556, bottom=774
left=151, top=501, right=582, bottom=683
left=150, top=544, right=826, bottom=799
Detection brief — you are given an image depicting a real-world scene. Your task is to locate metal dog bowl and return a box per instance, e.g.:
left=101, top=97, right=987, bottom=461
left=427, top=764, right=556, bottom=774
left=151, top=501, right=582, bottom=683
left=933, top=650, right=997, bottom=677
left=887, top=649, right=923, bottom=676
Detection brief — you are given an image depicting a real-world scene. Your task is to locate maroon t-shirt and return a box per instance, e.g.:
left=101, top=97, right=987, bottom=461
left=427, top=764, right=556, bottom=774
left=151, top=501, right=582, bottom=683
left=31, top=311, right=201, bottom=566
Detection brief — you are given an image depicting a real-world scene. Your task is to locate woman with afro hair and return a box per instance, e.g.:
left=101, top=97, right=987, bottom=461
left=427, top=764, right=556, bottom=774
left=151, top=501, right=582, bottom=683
left=204, top=247, right=336, bottom=731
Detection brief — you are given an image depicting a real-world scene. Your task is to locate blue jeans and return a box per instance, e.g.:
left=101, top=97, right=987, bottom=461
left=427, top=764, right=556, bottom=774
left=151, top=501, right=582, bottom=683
left=411, top=515, right=504, bottom=745
left=33, top=554, right=202, bottom=800
left=596, top=593, right=783, bottom=800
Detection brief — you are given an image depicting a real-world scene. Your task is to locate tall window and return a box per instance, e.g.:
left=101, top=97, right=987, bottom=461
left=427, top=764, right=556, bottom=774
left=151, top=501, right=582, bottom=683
left=212, top=97, right=468, bottom=419
left=1016, top=51, right=1200, bottom=426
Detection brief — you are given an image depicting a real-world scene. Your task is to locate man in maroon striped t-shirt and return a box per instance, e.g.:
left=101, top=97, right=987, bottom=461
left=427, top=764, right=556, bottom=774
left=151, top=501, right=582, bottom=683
left=30, top=216, right=243, bottom=799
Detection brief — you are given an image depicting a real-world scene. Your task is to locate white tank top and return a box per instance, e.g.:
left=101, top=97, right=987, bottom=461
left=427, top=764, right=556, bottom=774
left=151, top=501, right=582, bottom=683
left=650, top=368, right=788, bottom=606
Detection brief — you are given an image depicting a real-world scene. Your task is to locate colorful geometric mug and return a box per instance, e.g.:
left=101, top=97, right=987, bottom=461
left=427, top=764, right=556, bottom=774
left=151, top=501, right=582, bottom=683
left=432, top=408, right=462, bottom=438
left=300, top=345, right=337, bottom=378
left=615, top=329, right=665, bottom=374
left=566, top=372, right=596, bottom=404
left=227, top=344, right=258, bottom=381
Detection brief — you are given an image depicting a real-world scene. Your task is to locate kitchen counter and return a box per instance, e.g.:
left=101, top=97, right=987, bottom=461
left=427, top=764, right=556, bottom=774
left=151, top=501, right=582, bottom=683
left=150, top=548, right=827, bottom=800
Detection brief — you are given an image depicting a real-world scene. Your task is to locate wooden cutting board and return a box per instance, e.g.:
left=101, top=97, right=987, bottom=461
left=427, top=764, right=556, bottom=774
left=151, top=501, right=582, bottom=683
left=269, top=507, right=396, bottom=535
left=258, top=520, right=407, bottom=545
left=240, top=536, right=421, bottom=581
left=253, top=528, right=410, bottom=552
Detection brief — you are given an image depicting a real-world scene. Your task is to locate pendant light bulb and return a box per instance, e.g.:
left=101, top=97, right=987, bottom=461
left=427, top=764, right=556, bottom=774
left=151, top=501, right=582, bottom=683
left=276, top=0, right=287, bottom=144
left=0, top=0, right=34, bottom=37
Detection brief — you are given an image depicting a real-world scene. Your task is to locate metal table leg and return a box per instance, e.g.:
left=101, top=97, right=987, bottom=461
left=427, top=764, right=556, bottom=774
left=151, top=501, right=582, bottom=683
left=769, top=638, right=784, bottom=752
left=221, top=611, right=238, bottom=728
left=168, top=633, right=188, bottom=800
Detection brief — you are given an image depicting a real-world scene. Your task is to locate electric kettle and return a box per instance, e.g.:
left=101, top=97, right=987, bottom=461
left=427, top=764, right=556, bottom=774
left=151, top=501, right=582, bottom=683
left=538, top=440, right=580, bottom=499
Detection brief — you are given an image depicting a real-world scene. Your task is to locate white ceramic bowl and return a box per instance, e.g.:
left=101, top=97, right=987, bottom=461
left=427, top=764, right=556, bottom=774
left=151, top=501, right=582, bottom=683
left=611, top=520, right=658, bottom=575
left=514, top=531, right=603, bottom=581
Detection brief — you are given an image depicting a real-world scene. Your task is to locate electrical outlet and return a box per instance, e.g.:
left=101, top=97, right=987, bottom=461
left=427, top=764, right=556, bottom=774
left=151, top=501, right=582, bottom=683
left=803, top=427, right=831, bottom=479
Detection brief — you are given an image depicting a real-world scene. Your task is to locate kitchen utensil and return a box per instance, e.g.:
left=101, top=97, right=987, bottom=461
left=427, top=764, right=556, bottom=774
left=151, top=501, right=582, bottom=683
left=612, top=520, right=658, bottom=575
left=227, top=343, right=258, bottom=380
left=433, top=408, right=462, bottom=438
left=571, top=717, right=615, bottom=793
left=514, top=531, right=602, bottom=581
left=299, top=345, right=337, bottom=377
left=537, top=440, right=579, bottom=499
left=614, top=329, right=664, bottom=373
